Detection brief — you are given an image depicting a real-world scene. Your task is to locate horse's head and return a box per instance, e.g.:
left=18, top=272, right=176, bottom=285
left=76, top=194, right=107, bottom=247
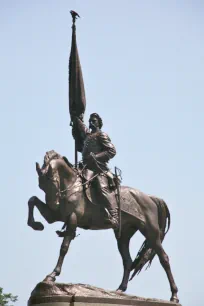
left=36, top=150, right=74, bottom=209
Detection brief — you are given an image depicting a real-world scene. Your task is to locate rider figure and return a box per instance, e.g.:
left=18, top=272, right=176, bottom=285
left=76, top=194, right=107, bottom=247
left=73, top=113, right=119, bottom=229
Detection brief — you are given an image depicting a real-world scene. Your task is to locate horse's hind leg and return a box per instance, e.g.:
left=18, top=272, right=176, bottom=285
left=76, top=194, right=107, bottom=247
left=115, top=226, right=137, bottom=292
left=28, top=196, right=56, bottom=230
left=147, top=227, right=179, bottom=303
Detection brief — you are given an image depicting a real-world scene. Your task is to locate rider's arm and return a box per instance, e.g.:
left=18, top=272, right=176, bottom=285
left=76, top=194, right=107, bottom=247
left=95, top=132, right=116, bottom=162
left=73, top=117, right=90, bottom=140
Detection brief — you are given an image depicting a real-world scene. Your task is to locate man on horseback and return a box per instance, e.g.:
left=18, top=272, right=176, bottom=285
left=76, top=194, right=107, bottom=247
left=72, top=113, right=119, bottom=229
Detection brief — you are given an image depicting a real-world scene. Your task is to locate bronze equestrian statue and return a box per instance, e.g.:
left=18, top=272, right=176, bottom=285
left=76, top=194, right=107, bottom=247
left=27, top=10, right=179, bottom=304
left=27, top=149, right=179, bottom=303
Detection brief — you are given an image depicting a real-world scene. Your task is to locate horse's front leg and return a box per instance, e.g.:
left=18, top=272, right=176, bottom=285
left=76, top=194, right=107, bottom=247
left=27, top=196, right=56, bottom=231
left=44, top=212, right=77, bottom=282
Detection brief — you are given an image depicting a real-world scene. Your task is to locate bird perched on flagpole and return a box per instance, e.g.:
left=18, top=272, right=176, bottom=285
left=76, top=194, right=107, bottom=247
left=70, top=10, right=80, bottom=23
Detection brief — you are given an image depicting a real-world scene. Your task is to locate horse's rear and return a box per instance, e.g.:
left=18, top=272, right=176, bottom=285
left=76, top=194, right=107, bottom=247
left=112, top=186, right=178, bottom=303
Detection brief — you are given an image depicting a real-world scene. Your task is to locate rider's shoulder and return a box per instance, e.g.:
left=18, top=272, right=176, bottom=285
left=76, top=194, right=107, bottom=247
left=99, top=131, right=108, bottom=136
left=98, top=131, right=111, bottom=140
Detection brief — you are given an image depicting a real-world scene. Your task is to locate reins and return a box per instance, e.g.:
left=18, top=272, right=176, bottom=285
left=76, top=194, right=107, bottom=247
left=59, top=172, right=99, bottom=195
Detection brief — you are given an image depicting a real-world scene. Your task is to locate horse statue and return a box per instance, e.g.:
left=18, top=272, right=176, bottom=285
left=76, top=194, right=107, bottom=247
left=27, top=150, right=179, bottom=303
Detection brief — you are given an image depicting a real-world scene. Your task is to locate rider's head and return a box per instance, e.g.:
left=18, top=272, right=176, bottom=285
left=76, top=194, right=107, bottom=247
left=89, top=113, right=103, bottom=131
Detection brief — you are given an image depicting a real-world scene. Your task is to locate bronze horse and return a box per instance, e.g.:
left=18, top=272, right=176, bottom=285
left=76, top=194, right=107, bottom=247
left=27, top=151, right=179, bottom=303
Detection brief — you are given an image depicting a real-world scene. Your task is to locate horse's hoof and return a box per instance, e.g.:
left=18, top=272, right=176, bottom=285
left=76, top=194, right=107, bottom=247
left=116, top=286, right=126, bottom=293
left=31, top=222, right=44, bottom=231
left=170, top=296, right=179, bottom=303
left=56, top=230, right=66, bottom=237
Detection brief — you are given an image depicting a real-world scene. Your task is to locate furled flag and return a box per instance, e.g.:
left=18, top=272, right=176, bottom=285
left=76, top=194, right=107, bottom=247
left=69, top=11, right=86, bottom=162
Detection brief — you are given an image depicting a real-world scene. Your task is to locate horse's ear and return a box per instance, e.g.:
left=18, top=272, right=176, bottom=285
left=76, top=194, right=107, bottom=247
left=36, top=162, right=42, bottom=176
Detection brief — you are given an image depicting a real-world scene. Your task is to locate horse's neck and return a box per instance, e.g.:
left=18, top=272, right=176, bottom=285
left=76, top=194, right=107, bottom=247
left=59, top=162, right=78, bottom=188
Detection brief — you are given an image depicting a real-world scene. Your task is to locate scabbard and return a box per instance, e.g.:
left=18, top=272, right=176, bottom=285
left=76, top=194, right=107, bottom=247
left=115, top=167, right=122, bottom=238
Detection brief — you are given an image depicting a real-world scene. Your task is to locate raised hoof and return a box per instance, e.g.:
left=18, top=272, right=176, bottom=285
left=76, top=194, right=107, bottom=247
left=43, top=275, right=56, bottom=283
left=56, top=230, right=67, bottom=237
left=170, top=296, right=179, bottom=303
left=28, top=221, right=44, bottom=231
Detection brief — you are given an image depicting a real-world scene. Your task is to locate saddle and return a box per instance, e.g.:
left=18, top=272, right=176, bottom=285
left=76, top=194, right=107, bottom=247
left=76, top=166, right=145, bottom=228
left=79, top=167, right=119, bottom=205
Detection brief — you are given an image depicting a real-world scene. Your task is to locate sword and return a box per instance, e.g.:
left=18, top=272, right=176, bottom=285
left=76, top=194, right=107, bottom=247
left=115, top=167, right=122, bottom=239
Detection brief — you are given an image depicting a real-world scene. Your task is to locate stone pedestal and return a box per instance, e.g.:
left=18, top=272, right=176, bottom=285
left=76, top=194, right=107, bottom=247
left=28, top=283, right=181, bottom=306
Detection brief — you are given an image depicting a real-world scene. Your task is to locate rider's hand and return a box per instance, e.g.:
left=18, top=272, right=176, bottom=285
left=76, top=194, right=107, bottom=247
left=73, top=113, right=84, bottom=123
left=72, top=116, right=78, bottom=123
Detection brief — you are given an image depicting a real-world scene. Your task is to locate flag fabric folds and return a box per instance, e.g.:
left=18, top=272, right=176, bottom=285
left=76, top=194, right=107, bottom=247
left=69, top=20, right=86, bottom=154
left=69, top=23, right=86, bottom=120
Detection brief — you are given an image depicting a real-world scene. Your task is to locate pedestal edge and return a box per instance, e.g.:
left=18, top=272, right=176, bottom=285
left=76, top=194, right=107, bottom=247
left=28, top=295, right=181, bottom=306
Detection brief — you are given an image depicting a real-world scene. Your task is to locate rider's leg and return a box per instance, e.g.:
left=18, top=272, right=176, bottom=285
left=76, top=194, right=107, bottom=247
left=95, top=174, right=119, bottom=228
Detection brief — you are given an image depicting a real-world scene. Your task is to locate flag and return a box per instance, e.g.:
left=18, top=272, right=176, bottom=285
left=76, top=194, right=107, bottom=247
left=69, top=20, right=86, bottom=120
left=69, top=13, right=86, bottom=155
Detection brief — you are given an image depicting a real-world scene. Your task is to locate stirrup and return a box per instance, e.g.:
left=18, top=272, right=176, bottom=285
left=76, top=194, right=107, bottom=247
left=104, top=208, right=119, bottom=229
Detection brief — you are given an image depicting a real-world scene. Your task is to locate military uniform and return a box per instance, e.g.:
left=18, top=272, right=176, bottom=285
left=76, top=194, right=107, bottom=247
left=74, top=117, right=118, bottom=228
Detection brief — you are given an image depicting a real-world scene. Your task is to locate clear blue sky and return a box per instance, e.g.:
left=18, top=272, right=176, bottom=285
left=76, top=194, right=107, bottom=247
left=1, top=1, right=203, bottom=305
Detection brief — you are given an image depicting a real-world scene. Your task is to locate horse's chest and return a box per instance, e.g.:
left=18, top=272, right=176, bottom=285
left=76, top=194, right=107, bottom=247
left=59, top=187, right=85, bottom=218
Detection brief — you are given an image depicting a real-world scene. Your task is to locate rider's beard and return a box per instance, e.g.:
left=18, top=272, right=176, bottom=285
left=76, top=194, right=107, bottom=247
left=89, top=122, right=97, bottom=131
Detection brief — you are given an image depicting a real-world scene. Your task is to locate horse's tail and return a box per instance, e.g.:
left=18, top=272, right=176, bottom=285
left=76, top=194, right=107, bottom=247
left=129, top=197, right=170, bottom=281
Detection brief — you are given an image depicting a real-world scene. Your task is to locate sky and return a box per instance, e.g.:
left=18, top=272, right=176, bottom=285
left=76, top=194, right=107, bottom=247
left=0, top=0, right=204, bottom=305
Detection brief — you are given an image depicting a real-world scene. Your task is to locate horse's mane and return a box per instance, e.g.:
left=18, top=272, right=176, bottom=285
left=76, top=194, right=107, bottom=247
left=62, top=156, right=74, bottom=169
left=43, top=150, right=74, bottom=169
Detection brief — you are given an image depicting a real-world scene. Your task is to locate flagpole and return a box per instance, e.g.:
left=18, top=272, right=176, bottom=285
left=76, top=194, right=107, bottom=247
left=70, top=12, right=77, bottom=168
